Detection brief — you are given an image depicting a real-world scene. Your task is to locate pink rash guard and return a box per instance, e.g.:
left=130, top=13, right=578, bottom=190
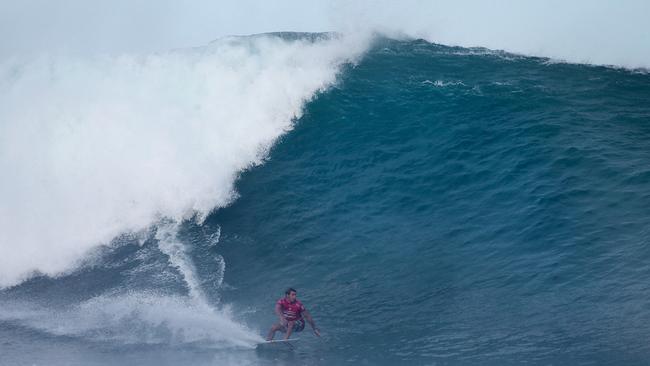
left=277, top=298, right=305, bottom=321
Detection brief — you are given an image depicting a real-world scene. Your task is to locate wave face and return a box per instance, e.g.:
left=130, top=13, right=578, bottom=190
left=2, top=36, right=650, bottom=364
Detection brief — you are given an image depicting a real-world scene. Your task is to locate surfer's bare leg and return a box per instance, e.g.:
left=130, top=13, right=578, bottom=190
left=266, top=323, right=284, bottom=341
left=284, top=320, right=295, bottom=340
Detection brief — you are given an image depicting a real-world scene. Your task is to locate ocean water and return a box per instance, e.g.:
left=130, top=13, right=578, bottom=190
left=1, top=33, right=650, bottom=365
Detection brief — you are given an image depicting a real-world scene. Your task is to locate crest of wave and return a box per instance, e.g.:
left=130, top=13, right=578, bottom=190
left=0, top=32, right=369, bottom=288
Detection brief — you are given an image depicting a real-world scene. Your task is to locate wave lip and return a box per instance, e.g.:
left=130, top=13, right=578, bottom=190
left=0, top=32, right=369, bottom=288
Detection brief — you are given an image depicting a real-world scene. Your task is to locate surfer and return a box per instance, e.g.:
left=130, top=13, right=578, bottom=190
left=266, top=288, right=320, bottom=341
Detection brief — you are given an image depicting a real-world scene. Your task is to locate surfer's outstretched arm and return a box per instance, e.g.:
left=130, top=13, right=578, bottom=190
left=303, top=309, right=320, bottom=337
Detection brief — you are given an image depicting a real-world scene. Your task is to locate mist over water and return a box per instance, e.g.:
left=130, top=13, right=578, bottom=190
left=334, top=0, right=650, bottom=69
left=2, top=1, right=650, bottom=68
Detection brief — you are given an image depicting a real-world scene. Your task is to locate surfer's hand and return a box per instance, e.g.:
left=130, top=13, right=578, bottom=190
left=313, top=328, right=321, bottom=337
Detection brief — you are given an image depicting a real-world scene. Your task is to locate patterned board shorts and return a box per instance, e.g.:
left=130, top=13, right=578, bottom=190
left=286, top=319, right=305, bottom=332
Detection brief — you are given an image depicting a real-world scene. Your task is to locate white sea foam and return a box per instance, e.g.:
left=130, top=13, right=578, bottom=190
left=0, top=33, right=369, bottom=288
left=422, top=80, right=466, bottom=88
left=0, top=293, right=262, bottom=348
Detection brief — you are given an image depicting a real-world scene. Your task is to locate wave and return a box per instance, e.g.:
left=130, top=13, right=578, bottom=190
left=0, top=32, right=369, bottom=288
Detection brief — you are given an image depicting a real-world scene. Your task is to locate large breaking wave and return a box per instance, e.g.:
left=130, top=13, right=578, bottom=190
left=0, top=33, right=368, bottom=288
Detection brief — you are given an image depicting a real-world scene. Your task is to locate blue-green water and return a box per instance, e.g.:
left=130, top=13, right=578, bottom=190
left=2, top=36, right=650, bottom=365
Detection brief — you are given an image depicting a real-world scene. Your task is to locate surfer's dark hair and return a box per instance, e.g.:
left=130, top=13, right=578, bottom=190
left=285, top=287, right=297, bottom=295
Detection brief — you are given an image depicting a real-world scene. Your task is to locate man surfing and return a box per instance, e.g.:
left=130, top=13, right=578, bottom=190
left=266, top=288, right=320, bottom=341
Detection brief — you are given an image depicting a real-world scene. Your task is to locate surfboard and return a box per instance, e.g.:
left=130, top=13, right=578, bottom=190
left=259, top=338, right=299, bottom=344
left=256, top=338, right=299, bottom=349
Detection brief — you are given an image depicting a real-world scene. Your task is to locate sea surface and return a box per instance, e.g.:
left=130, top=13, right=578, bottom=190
left=2, top=33, right=650, bottom=365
